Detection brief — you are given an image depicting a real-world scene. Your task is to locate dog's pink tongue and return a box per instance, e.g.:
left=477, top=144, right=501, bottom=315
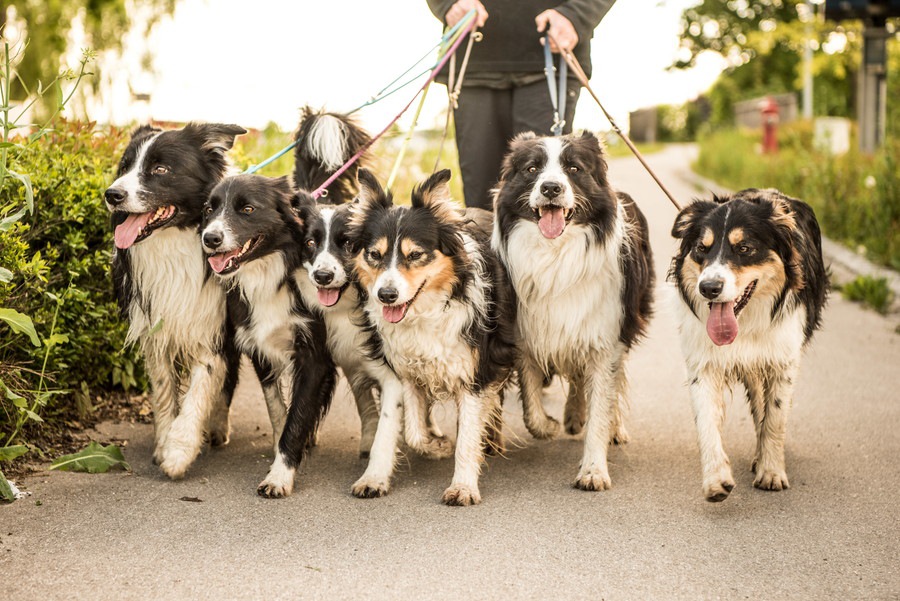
left=538, top=207, right=566, bottom=239
left=317, top=287, right=341, bottom=307
left=707, top=301, right=738, bottom=346
left=382, top=304, right=407, bottom=324
left=208, top=249, right=241, bottom=273
left=114, top=212, right=153, bottom=249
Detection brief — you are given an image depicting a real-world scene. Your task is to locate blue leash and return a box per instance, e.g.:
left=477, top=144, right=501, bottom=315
left=244, top=12, right=476, bottom=175
left=543, top=32, right=567, bottom=136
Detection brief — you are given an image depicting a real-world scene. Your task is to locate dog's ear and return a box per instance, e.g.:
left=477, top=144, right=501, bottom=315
left=130, top=124, right=162, bottom=141
left=356, top=168, right=391, bottom=208
left=185, top=122, right=247, bottom=156
left=411, top=169, right=463, bottom=223
left=289, top=190, right=317, bottom=228
left=499, top=132, right=540, bottom=183
left=672, top=200, right=716, bottom=239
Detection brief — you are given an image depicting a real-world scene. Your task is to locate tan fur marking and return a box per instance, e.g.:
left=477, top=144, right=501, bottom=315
left=372, top=237, right=388, bottom=257
left=701, top=227, right=714, bottom=249
left=354, top=254, right=378, bottom=290
left=771, top=199, right=797, bottom=232
left=399, top=251, right=458, bottom=301
left=734, top=252, right=787, bottom=301
left=728, top=228, right=745, bottom=246
left=400, top=239, right=424, bottom=257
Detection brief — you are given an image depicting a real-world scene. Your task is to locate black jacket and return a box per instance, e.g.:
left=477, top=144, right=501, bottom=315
left=426, top=0, right=615, bottom=78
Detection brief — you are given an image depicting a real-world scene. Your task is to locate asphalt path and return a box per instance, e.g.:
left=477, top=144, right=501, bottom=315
left=3, top=145, right=899, bottom=600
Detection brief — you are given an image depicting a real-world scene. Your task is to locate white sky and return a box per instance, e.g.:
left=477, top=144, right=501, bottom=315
left=91, top=0, right=725, bottom=133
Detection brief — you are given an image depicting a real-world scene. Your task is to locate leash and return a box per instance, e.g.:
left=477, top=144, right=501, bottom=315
left=243, top=12, right=478, bottom=176
left=543, top=32, right=567, bottom=136
left=432, top=24, right=481, bottom=174
left=311, top=13, right=478, bottom=199
left=549, top=35, right=682, bottom=211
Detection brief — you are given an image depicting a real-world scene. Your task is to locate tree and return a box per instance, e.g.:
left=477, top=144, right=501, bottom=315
left=1, top=0, right=175, bottom=118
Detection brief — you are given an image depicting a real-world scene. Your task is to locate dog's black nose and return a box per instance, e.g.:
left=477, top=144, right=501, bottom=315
left=203, top=231, right=223, bottom=249
left=378, top=287, right=399, bottom=304
left=105, top=188, right=126, bottom=206
left=540, top=181, right=562, bottom=199
left=699, top=279, right=724, bottom=300
left=314, top=270, right=334, bottom=286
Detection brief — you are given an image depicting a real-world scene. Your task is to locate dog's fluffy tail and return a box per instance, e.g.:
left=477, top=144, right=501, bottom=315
left=292, top=106, right=371, bottom=203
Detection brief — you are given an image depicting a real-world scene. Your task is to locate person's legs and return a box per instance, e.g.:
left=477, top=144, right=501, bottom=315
left=511, top=78, right=580, bottom=136
left=453, top=86, right=512, bottom=209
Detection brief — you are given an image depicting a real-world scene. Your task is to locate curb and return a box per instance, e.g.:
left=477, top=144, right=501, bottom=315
left=679, top=169, right=900, bottom=313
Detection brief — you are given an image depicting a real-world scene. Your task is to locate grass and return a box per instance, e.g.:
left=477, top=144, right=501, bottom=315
left=840, top=276, right=894, bottom=314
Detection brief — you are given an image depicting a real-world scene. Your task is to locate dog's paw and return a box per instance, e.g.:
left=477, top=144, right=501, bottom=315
left=417, top=435, right=454, bottom=460
left=564, top=411, right=585, bottom=436
left=158, top=444, right=198, bottom=480
left=442, top=483, right=481, bottom=506
left=351, top=475, right=390, bottom=499
left=257, top=459, right=295, bottom=498
left=257, top=480, right=292, bottom=499
left=610, top=423, right=631, bottom=445
left=753, top=469, right=789, bottom=491
left=527, top=415, right=561, bottom=440
left=702, top=465, right=736, bottom=502
left=574, top=467, right=612, bottom=491
left=207, top=427, right=230, bottom=448
left=151, top=447, right=164, bottom=466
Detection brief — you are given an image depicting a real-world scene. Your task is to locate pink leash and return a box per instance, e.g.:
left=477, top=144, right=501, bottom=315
left=312, top=18, right=477, bottom=199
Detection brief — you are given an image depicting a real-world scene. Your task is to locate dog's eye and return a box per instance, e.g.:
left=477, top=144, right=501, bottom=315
left=527, top=165, right=537, bottom=174
left=151, top=165, right=169, bottom=175
left=240, top=205, right=254, bottom=215
left=407, top=250, right=424, bottom=261
left=366, top=249, right=382, bottom=262
left=736, top=244, right=753, bottom=256
left=203, top=206, right=213, bottom=216
left=695, top=243, right=708, bottom=254
left=567, top=166, right=579, bottom=174
left=306, top=239, right=316, bottom=248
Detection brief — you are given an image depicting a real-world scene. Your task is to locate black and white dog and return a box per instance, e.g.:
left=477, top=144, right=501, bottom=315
left=201, top=174, right=335, bottom=498
left=348, top=169, right=517, bottom=506
left=669, top=188, right=827, bottom=501
left=492, top=131, right=654, bottom=492
left=105, top=122, right=246, bottom=479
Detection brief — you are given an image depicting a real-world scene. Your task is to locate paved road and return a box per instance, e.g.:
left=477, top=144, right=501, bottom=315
left=4, top=145, right=899, bottom=600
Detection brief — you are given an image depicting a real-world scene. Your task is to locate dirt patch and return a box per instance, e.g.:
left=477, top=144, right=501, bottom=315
left=3, top=392, right=152, bottom=480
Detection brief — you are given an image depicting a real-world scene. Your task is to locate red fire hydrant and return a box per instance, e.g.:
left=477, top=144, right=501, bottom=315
left=761, top=96, right=779, bottom=154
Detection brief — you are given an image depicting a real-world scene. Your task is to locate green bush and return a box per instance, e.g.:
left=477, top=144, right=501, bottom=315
left=693, top=123, right=900, bottom=271
left=841, top=276, right=894, bottom=314
left=1, top=121, right=144, bottom=438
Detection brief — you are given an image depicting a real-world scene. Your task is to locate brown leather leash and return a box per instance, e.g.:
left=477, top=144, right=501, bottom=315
left=550, top=35, right=683, bottom=211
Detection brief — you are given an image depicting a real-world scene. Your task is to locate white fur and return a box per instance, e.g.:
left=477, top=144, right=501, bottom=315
left=529, top=138, right=575, bottom=210
left=699, top=260, right=739, bottom=302
left=200, top=215, right=239, bottom=254
left=307, top=115, right=348, bottom=171
left=107, top=132, right=162, bottom=213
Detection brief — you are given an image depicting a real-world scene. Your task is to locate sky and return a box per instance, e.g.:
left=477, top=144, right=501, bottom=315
left=90, top=0, right=726, bottom=134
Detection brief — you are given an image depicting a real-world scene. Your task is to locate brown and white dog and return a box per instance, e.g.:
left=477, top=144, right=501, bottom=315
left=669, top=188, right=827, bottom=501
left=347, top=169, right=517, bottom=505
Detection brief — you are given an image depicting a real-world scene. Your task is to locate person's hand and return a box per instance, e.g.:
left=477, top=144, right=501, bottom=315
left=535, top=9, right=579, bottom=53
left=446, top=0, right=489, bottom=28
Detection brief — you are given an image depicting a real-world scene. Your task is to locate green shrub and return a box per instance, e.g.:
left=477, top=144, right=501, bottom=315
left=1, top=121, right=143, bottom=438
left=694, top=123, right=900, bottom=271
left=841, top=276, right=894, bottom=314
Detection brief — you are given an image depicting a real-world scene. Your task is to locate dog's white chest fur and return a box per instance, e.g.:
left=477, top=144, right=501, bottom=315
left=125, top=227, right=225, bottom=355
left=234, top=254, right=306, bottom=371
left=501, top=220, right=626, bottom=371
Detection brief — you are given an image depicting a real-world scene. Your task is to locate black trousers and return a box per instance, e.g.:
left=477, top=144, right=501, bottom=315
left=453, top=78, right=580, bottom=210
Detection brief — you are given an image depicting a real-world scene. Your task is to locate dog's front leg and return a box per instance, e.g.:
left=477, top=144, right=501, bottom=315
left=144, top=350, right=179, bottom=467
left=753, top=363, right=796, bottom=491
left=159, top=355, right=226, bottom=479
left=402, top=382, right=453, bottom=459
left=442, top=391, right=488, bottom=506
left=351, top=367, right=403, bottom=498
left=689, top=370, right=735, bottom=501
left=345, top=367, right=380, bottom=459
left=574, top=358, right=615, bottom=491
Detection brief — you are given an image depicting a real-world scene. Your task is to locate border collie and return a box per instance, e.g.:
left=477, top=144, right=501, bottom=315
left=347, top=169, right=517, bottom=506
left=293, top=197, right=456, bottom=498
left=105, top=122, right=246, bottom=479
left=492, top=131, right=654, bottom=492
left=201, top=174, right=336, bottom=498
left=669, top=188, right=827, bottom=501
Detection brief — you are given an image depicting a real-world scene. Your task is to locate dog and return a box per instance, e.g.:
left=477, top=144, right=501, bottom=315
left=197, top=108, right=374, bottom=497
left=201, top=174, right=336, bottom=498
left=347, top=168, right=517, bottom=506
left=669, top=188, right=827, bottom=501
left=105, top=122, right=246, bottom=479
left=492, top=130, right=654, bottom=492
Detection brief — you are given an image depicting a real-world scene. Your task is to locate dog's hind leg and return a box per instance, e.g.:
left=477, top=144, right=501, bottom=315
left=519, top=356, right=560, bottom=440
left=403, top=383, right=453, bottom=459
left=564, top=378, right=585, bottom=436
left=159, top=354, right=226, bottom=479
left=207, top=341, right=241, bottom=448
left=753, top=363, right=796, bottom=491
left=610, top=356, right=631, bottom=445
left=346, top=368, right=379, bottom=459
left=689, top=370, right=735, bottom=502
left=352, top=366, right=404, bottom=498
left=482, top=386, right=505, bottom=456
left=251, top=355, right=287, bottom=454
left=742, top=371, right=766, bottom=471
